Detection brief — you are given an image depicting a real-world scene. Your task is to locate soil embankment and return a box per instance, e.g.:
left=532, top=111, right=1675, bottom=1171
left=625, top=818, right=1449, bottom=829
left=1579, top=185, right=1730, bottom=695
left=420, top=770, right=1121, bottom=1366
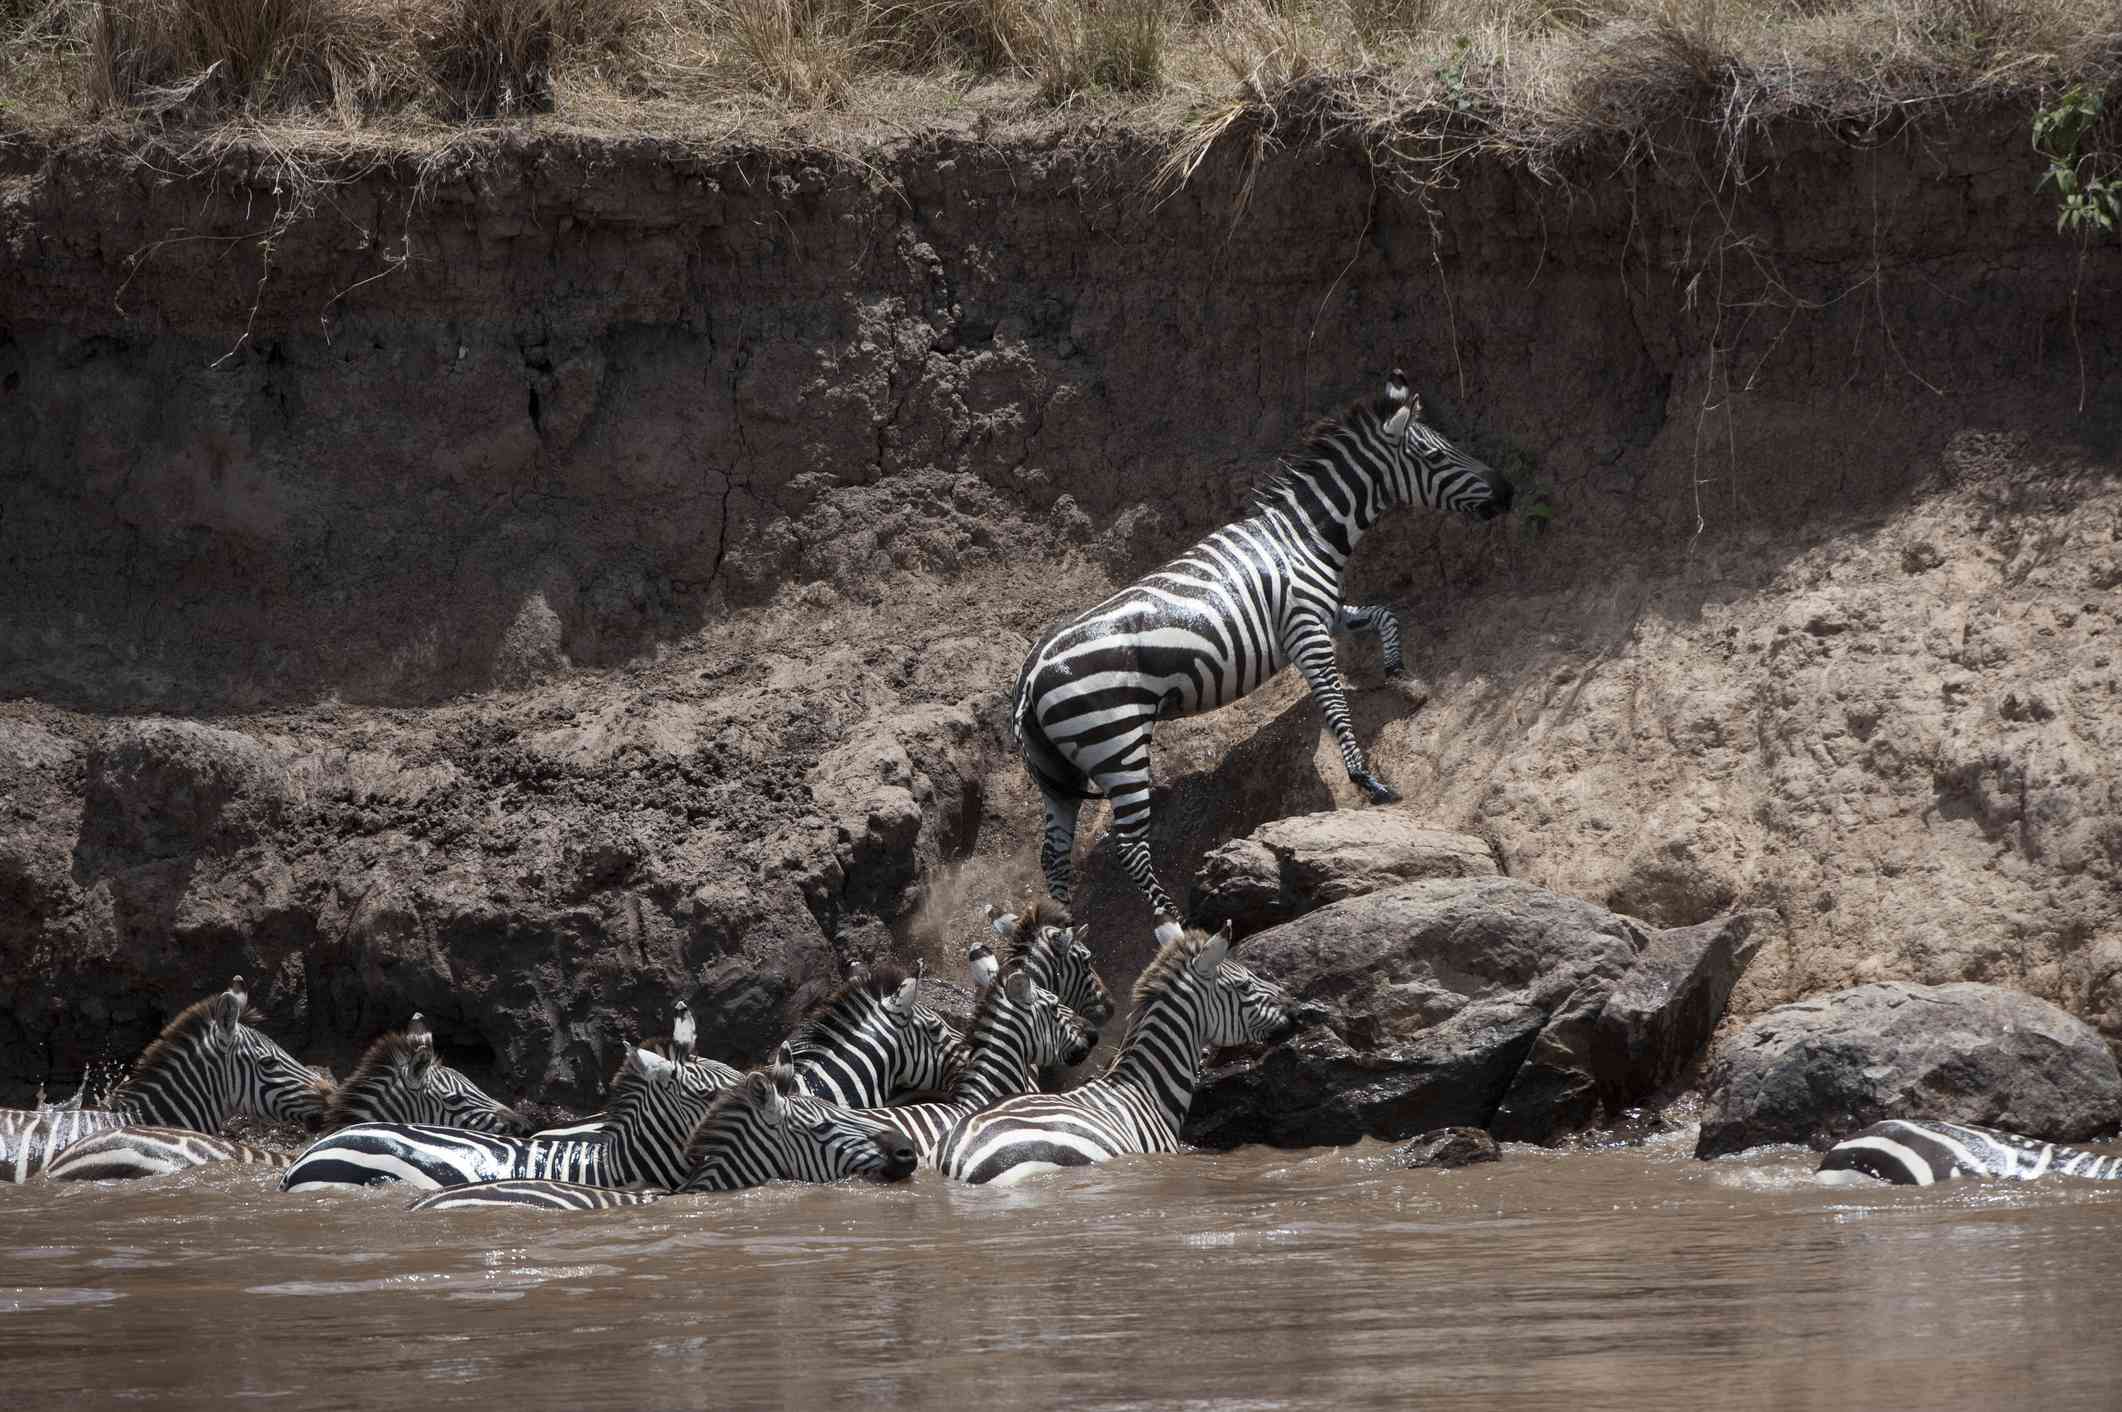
left=2, top=108, right=2117, bottom=1107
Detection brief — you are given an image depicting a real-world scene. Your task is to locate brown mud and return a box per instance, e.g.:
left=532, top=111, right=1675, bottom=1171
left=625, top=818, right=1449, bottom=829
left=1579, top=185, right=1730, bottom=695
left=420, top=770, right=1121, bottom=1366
left=1, top=108, right=2117, bottom=1106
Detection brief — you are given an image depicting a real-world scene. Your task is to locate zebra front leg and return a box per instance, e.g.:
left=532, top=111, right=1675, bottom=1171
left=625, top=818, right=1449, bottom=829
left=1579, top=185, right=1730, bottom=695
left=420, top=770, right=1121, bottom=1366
left=1336, top=603, right=1406, bottom=677
left=1089, top=755, right=1184, bottom=943
left=1037, top=788, right=1082, bottom=909
left=1290, top=616, right=1400, bottom=805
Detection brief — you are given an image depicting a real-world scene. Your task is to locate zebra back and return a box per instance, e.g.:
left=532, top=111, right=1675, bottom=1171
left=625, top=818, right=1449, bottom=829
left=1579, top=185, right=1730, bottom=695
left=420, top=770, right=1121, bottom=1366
left=111, top=977, right=332, bottom=1133
left=280, top=1124, right=618, bottom=1192
left=45, top=1126, right=291, bottom=1181
left=680, top=1065, right=918, bottom=1191
left=409, top=1180, right=668, bottom=1213
left=323, top=1017, right=526, bottom=1134
left=781, top=963, right=967, bottom=1108
left=1817, top=1119, right=2122, bottom=1186
left=0, top=1108, right=129, bottom=1183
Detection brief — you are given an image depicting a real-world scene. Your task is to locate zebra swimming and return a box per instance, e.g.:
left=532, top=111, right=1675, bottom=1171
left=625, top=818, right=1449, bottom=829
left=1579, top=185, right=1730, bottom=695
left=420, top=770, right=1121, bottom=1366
left=1013, top=372, right=1512, bottom=934
left=2, top=976, right=331, bottom=1182
left=988, top=900, right=1116, bottom=1028
left=780, top=961, right=967, bottom=1109
left=530, top=1002, right=740, bottom=1140
left=1816, top=1119, right=2122, bottom=1186
left=933, top=924, right=1316, bottom=1186
left=42, top=1012, right=522, bottom=1182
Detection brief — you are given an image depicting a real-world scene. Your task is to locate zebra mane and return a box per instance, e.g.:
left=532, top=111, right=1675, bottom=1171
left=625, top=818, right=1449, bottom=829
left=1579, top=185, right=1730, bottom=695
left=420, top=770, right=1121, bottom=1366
left=1000, top=899, right=1070, bottom=969
left=1248, top=394, right=1399, bottom=514
left=789, top=962, right=918, bottom=1041
left=682, top=1065, right=792, bottom=1166
left=115, top=988, right=270, bottom=1101
left=1127, top=927, right=1221, bottom=1010
left=321, top=1030, right=429, bottom=1129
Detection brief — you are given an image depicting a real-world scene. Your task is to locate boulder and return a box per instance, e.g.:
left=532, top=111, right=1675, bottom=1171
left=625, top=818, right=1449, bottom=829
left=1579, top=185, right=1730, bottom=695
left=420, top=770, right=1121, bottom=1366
left=1189, top=811, right=1498, bottom=937
left=76, top=720, right=290, bottom=866
left=1391, top=1126, right=1500, bottom=1169
left=1186, top=877, right=1765, bottom=1147
left=1695, top=981, right=2122, bottom=1157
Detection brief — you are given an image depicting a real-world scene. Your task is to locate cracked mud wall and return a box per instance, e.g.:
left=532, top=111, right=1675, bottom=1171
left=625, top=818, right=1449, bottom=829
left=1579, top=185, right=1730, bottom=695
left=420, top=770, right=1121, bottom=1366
left=1, top=109, right=2118, bottom=1105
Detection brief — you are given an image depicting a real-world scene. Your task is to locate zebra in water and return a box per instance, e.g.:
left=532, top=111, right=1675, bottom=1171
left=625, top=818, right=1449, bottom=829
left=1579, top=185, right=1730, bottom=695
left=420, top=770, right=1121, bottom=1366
left=2, top=976, right=331, bottom=1182
left=781, top=961, right=967, bottom=1108
left=45, top=1013, right=525, bottom=1181
left=933, top=925, right=1318, bottom=1185
left=282, top=1038, right=722, bottom=1193
left=1014, top=373, right=1512, bottom=934
left=985, top=899, right=1116, bottom=1027
left=411, top=1064, right=920, bottom=1211
left=1816, top=1119, right=2122, bottom=1186
left=844, top=963, right=1098, bottom=1159
left=530, top=1002, right=741, bottom=1140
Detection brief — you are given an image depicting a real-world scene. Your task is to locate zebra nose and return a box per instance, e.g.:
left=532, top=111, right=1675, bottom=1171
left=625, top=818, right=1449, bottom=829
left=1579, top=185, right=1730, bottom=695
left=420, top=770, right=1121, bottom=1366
left=1480, top=477, right=1514, bottom=520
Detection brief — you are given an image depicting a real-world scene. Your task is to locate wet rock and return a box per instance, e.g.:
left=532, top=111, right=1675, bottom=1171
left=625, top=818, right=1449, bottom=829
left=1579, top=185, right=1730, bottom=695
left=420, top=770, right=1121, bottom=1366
left=1592, top=910, right=1776, bottom=1107
left=1696, top=982, right=2122, bottom=1157
left=1188, top=811, right=1498, bottom=937
left=1391, top=1126, right=1500, bottom=1169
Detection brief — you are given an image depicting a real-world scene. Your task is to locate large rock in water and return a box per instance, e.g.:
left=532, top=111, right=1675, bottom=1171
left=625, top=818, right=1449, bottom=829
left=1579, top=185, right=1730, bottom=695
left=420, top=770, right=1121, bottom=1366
left=1695, top=982, right=2122, bottom=1157
left=1183, top=875, right=1770, bottom=1147
left=1188, top=813, right=1499, bottom=937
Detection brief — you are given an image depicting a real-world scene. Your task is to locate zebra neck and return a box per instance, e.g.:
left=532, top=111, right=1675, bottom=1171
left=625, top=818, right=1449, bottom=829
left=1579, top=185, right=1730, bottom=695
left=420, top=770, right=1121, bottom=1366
left=1103, top=1011, right=1204, bottom=1133
left=948, top=1052, right=1034, bottom=1109
left=1259, top=465, right=1389, bottom=568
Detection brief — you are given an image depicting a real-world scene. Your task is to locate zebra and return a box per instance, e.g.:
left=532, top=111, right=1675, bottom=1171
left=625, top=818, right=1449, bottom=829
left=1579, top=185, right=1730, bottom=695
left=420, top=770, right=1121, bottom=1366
left=781, top=961, right=968, bottom=1108
left=843, top=963, right=1098, bottom=1159
left=680, top=1064, right=918, bottom=1191
left=1816, top=1119, right=2122, bottom=1186
left=2, top=976, right=331, bottom=1182
left=987, top=898, right=1116, bottom=1027
left=281, top=1038, right=723, bottom=1193
left=43, top=1013, right=525, bottom=1182
left=932, top=924, right=1316, bottom=1185
left=1013, top=372, right=1512, bottom=935
left=407, top=1063, right=920, bottom=1211
left=530, top=1002, right=741, bottom=1140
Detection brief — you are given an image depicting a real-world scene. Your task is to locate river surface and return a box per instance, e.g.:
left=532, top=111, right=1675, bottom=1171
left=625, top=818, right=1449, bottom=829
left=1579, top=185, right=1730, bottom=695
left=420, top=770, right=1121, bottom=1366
left=3, top=1128, right=2119, bottom=1409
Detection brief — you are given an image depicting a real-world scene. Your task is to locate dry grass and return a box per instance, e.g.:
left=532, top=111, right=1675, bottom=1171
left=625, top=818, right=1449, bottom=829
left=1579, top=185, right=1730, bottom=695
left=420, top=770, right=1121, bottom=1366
left=0, top=0, right=2115, bottom=167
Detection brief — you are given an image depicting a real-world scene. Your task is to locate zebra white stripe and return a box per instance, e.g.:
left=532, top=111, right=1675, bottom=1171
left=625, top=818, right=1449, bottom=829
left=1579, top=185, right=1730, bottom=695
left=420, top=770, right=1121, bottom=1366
left=529, top=1002, right=741, bottom=1139
left=781, top=962, right=967, bottom=1108
left=932, top=925, right=1314, bottom=1186
left=989, top=900, right=1117, bottom=1028
left=44, top=1127, right=289, bottom=1181
left=409, top=1180, right=670, bottom=1212
left=2, top=976, right=330, bottom=1182
left=1816, top=1119, right=2122, bottom=1186
left=1014, top=373, right=1511, bottom=929
left=281, top=1041, right=720, bottom=1193
left=847, top=964, right=1098, bottom=1159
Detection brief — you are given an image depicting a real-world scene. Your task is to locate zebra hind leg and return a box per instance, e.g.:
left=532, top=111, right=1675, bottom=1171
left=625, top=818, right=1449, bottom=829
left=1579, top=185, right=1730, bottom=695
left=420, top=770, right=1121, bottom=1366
left=1038, top=789, right=1083, bottom=908
left=1086, top=761, right=1182, bottom=941
left=1337, top=603, right=1406, bottom=677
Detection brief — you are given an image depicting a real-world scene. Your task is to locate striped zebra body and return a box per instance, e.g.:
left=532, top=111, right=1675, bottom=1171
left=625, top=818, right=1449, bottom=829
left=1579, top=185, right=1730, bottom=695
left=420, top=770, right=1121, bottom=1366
left=283, top=1042, right=720, bottom=1193
left=409, top=1180, right=669, bottom=1213
left=323, top=1016, right=527, bottom=1135
left=46, top=1127, right=289, bottom=1181
left=934, top=926, right=1310, bottom=1186
left=849, top=965, right=1099, bottom=1158
left=680, top=1066, right=918, bottom=1191
left=2, top=976, right=329, bottom=1181
left=1817, top=1119, right=2122, bottom=1186
left=529, top=1002, right=742, bottom=1140
left=992, top=900, right=1116, bottom=1027
left=1014, top=373, right=1511, bottom=927
left=781, top=963, right=967, bottom=1109
left=1, top=1109, right=128, bottom=1184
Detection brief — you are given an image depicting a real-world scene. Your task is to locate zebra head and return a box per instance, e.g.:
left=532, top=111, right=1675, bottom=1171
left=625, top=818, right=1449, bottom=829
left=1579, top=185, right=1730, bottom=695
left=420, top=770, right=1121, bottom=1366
left=1004, top=900, right=1116, bottom=1026
left=782, top=962, right=967, bottom=1106
left=998, top=965, right=1099, bottom=1071
left=680, top=1065, right=918, bottom=1191
left=1378, top=371, right=1513, bottom=521
left=324, top=1015, right=527, bottom=1134
left=114, top=976, right=332, bottom=1132
left=1132, top=927, right=1302, bottom=1052
left=604, top=1041, right=728, bottom=1191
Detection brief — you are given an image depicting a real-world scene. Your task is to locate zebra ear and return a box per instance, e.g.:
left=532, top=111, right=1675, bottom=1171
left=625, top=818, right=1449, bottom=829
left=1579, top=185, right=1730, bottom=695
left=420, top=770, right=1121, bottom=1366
left=407, top=1013, right=434, bottom=1051
left=211, top=980, right=246, bottom=1030
left=884, top=977, right=919, bottom=1017
left=1189, top=929, right=1232, bottom=977
left=1385, top=369, right=1410, bottom=405
left=775, top=1040, right=796, bottom=1070
left=1002, top=967, right=1034, bottom=1005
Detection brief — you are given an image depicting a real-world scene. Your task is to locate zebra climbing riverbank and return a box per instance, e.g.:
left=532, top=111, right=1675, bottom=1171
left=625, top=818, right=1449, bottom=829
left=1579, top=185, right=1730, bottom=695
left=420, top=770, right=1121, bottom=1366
left=1012, top=372, right=1512, bottom=934
left=932, top=925, right=1318, bottom=1186
left=44, top=1014, right=524, bottom=1182
left=1817, top=1119, right=2122, bottom=1186
left=2, top=977, right=331, bottom=1182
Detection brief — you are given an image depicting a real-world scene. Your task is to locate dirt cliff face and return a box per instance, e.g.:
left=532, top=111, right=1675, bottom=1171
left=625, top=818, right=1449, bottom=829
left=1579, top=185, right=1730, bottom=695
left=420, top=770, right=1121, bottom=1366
left=1, top=108, right=2116, bottom=1106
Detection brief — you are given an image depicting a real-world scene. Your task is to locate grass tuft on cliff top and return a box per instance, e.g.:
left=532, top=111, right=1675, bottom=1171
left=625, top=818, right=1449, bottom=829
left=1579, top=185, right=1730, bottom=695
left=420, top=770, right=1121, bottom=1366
left=0, top=0, right=2116, bottom=175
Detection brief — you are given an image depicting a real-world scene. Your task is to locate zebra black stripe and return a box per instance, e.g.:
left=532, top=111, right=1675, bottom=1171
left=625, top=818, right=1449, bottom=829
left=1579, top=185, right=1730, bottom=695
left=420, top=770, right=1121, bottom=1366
left=409, top=1180, right=669, bottom=1212
left=45, top=1127, right=290, bottom=1181
left=933, top=926, right=1306, bottom=1186
left=680, top=1066, right=917, bottom=1191
left=780, top=963, right=966, bottom=1109
left=1014, top=373, right=1511, bottom=925
left=1817, top=1119, right=2122, bottom=1186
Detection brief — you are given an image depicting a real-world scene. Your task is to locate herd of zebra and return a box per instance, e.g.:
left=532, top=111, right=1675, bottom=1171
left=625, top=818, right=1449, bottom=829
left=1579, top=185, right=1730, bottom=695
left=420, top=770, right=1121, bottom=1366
left=1, top=904, right=1329, bottom=1209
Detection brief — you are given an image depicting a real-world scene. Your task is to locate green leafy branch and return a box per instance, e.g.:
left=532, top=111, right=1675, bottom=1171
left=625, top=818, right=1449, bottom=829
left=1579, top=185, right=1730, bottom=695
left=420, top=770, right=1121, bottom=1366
left=2033, top=85, right=2118, bottom=238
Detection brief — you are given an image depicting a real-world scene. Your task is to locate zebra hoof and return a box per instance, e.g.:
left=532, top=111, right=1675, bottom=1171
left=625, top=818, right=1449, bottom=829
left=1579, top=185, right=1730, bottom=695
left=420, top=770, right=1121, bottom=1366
left=1355, top=774, right=1401, bottom=806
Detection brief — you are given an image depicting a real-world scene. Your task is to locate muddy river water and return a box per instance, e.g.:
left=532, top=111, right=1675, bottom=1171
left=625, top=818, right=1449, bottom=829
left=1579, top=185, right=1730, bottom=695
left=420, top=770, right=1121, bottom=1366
left=3, top=1129, right=2119, bottom=1409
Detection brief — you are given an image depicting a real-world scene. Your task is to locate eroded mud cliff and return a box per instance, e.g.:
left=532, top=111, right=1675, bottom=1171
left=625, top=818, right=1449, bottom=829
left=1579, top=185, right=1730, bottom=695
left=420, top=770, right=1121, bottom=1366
left=1, top=107, right=2116, bottom=1106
